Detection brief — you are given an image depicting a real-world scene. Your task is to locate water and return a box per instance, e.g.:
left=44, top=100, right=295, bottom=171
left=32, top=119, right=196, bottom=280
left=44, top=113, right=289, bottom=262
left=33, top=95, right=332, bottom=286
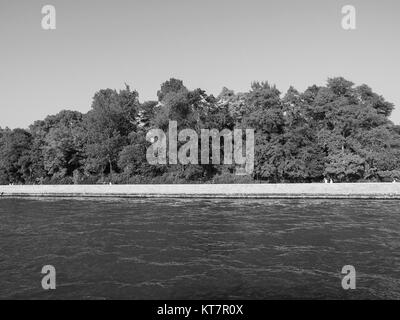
left=0, top=197, right=399, bottom=300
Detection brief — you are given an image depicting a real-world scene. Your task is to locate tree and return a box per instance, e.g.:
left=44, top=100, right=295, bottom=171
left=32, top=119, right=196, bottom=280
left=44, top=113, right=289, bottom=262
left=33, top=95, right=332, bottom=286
left=83, top=85, right=140, bottom=178
left=1, top=78, right=399, bottom=185
left=157, top=78, right=187, bottom=102
left=0, top=129, right=32, bottom=184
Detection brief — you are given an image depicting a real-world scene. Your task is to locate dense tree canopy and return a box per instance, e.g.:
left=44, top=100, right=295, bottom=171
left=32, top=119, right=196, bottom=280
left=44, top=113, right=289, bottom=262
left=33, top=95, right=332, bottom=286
left=1, top=77, right=399, bottom=184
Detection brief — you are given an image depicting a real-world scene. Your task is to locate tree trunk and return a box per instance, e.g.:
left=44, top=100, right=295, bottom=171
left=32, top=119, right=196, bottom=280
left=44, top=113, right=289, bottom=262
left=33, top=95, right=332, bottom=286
left=109, top=157, right=113, bottom=180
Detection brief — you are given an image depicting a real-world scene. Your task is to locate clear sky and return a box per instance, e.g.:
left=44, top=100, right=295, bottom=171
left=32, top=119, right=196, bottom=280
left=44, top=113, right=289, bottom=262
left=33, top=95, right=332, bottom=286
left=0, top=0, right=399, bottom=128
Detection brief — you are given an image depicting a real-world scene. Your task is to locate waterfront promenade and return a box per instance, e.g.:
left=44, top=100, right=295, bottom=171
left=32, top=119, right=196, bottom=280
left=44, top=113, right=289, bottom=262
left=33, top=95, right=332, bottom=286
left=1, top=183, right=400, bottom=199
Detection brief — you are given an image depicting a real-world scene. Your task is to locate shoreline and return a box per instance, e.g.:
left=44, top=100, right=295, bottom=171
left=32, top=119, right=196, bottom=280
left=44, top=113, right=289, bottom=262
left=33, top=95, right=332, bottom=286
left=1, top=183, right=400, bottom=199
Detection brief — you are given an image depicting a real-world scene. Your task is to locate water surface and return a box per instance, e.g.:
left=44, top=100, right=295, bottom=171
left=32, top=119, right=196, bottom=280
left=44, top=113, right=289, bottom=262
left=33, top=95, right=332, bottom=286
left=0, top=198, right=399, bottom=299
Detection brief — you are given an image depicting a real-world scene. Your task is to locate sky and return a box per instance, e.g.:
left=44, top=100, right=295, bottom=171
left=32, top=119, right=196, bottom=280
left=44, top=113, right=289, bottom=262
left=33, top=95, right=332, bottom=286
left=0, top=0, right=399, bottom=128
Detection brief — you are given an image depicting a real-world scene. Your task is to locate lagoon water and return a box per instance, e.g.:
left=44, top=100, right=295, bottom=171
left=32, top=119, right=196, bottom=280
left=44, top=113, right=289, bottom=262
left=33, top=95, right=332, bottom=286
left=0, top=198, right=399, bottom=299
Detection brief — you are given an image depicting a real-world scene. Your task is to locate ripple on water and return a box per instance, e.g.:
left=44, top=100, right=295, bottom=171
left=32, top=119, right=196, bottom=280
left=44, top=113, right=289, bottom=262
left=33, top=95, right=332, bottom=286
left=0, top=198, right=400, bottom=299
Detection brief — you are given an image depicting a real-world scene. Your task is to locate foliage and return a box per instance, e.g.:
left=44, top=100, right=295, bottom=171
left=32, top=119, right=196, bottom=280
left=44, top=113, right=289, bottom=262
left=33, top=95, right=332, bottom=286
left=1, top=77, right=399, bottom=184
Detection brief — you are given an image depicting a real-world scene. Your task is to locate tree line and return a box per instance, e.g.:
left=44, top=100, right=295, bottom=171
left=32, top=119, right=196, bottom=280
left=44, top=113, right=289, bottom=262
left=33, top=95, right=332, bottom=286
left=1, top=77, right=399, bottom=185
